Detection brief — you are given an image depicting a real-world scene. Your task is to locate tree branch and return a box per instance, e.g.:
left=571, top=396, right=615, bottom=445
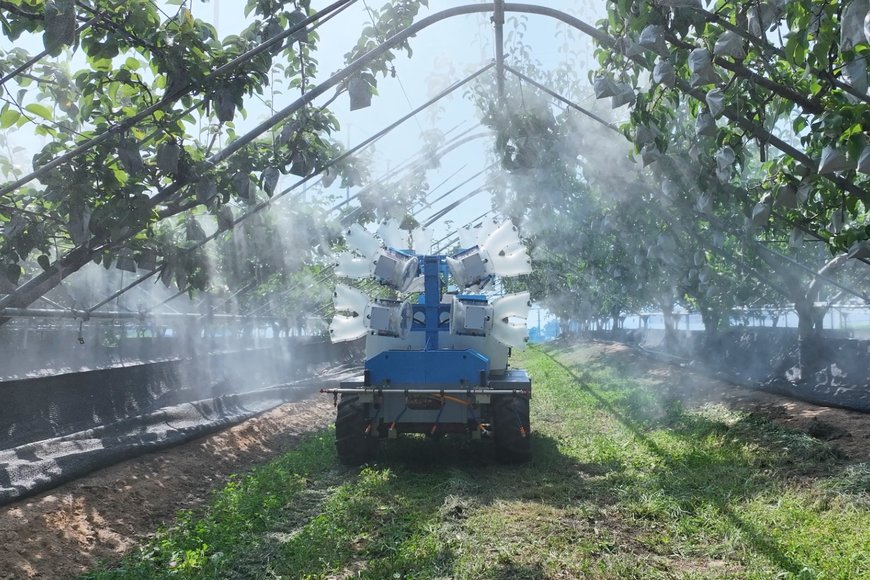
left=0, top=1, right=43, bottom=20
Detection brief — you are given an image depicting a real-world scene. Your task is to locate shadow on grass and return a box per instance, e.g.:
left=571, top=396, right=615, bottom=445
left=542, top=351, right=844, bottom=576
left=260, top=430, right=618, bottom=579
left=376, top=427, right=622, bottom=502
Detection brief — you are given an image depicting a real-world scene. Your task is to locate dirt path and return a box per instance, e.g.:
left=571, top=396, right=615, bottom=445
left=0, top=394, right=337, bottom=579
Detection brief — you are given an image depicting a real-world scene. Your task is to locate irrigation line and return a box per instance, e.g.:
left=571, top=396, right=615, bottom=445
left=648, top=164, right=863, bottom=305
left=134, top=283, right=183, bottom=314
left=503, top=65, right=618, bottom=133
left=173, top=64, right=495, bottom=292
left=0, top=17, right=99, bottom=88
left=3, top=7, right=506, bottom=318
left=35, top=295, right=67, bottom=310
left=0, top=0, right=358, bottom=199
left=334, top=129, right=491, bottom=224
left=417, top=165, right=493, bottom=212
left=26, top=65, right=493, bottom=324
left=656, top=154, right=870, bottom=301
left=85, top=268, right=161, bottom=315
left=414, top=163, right=470, bottom=208
left=196, top=281, right=257, bottom=315
left=0, top=307, right=281, bottom=321
left=340, top=163, right=490, bottom=227
left=423, top=186, right=487, bottom=227
left=657, top=210, right=797, bottom=302
left=495, top=3, right=867, bottom=203
left=328, top=123, right=479, bottom=214
left=0, top=62, right=494, bottom=324
left=755, top=245, right=867, bottom=302
left=511, top=61, right=870, bottom=279
left=5, top=2, right=869, bottom=324
left=142, top=285, right=191, bottom=315
left=245, top=265, right=337, bottom=317
left=770, top=208, right=870, bottom=270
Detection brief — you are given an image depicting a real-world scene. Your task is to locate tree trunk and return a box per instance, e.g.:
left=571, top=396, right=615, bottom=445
left=610, top=306, right=621, bottom=337
left=795, top=297, right=824, bottom=379
left=660, top=300, right=677, bottom=351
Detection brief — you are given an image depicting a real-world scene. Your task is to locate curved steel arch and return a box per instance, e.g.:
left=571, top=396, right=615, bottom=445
left=209, top=4, right=604, bottom=167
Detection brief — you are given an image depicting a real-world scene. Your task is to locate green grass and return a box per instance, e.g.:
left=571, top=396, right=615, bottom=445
left=84, top=342, right=870, bottom=579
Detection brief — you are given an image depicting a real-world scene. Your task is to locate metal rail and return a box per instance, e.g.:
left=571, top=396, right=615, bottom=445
left=322, top=388, right=530, bottom=395
left=0, top=307, right=283, bottom=321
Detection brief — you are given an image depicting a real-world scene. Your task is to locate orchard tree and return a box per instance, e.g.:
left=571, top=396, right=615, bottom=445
left=0, top=0, right=428, bottom=324
left=589, top=0, right=870, bottom=370
left=593, top=0, right=869, bottom=254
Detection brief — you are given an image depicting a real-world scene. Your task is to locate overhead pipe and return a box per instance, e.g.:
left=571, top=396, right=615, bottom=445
left=0, top=307, right=284, bottom=322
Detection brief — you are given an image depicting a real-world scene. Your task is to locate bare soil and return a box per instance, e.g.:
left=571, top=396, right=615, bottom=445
left=2, top=342, right=869, bottom=579
left=0, top=395, right=337, bottom=579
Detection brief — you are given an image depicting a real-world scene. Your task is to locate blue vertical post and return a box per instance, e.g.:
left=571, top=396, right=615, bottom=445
left=423, top=255, right=441, bottom=350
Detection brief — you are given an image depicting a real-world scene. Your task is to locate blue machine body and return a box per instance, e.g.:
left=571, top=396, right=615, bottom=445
left=334, top=251, right=529, bottom=436
left=366, top=349, right=489, bottom=387
left=369, top=254, right=491, bottom=388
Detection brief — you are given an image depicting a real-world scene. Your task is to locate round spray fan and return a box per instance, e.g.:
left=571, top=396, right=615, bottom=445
left=329, top=218, right=533, bottom=350
left=329, top=219, right=428, bottom=343
left=448, top=219, right=533, bottom=350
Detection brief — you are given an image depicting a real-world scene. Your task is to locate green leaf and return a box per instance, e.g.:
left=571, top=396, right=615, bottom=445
left=24, top=103, right=53, bottom=121
left=0, top=107, right=20, bottom=129
left=37, top=255, right=52, bottom=272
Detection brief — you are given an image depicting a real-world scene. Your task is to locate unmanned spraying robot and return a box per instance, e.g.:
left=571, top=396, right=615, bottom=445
left=323, top=218, right=533, bottom=464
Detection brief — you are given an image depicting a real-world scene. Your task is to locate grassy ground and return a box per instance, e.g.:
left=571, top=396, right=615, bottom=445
left=84, top=342, right=870, bottom=579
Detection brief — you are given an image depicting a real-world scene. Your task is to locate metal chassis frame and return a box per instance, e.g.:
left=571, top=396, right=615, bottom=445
left=322, top=386, right=531, bottom=405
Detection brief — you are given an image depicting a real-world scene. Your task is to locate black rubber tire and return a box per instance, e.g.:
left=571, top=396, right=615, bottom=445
left=493, top=394, right=532, bottom=464
left=335, top=395, right=378, bottom=466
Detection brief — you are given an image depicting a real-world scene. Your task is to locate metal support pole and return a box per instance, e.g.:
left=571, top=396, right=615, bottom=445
left=423, top=256, right=442, bottom=350
left=493, top=0, right=505, bottom=100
